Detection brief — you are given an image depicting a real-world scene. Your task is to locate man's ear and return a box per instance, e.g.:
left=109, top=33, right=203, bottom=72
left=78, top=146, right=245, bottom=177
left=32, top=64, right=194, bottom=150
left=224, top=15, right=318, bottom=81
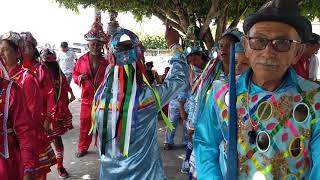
left=292, top=43, right=305, bottom=65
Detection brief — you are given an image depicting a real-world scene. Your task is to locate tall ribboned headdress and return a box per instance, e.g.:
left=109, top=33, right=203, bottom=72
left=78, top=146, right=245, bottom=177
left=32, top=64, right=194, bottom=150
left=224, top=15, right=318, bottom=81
left=84, top=18, right=107, bottom=43
left=91, top=29, right=173, bottom=157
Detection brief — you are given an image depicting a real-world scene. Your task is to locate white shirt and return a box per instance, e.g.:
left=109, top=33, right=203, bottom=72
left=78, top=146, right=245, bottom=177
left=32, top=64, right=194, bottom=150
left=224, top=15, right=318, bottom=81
left=57, top=49, right=77, bottom=74
left=309, top=54, right=319, bottom=81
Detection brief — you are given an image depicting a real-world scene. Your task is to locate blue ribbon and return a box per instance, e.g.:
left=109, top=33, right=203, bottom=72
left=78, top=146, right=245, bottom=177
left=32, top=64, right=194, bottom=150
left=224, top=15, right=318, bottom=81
left=133, top=87, right=141, bottom=129
left=227, top=43, right=238, bottom=180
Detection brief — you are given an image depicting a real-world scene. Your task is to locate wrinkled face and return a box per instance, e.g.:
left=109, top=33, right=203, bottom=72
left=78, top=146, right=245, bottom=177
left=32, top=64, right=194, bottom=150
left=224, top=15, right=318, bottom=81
left=187, top=54, right=205, bottom=69
left=0, top=40, right=19, bottom=67
left=218, top=36, right=236, bottom=63
left=244, top=21, right=303, bottom=83
left=235, top=52, right=250, bottom=75
left=88, top=40, right=104, bottom=55
left=21, top=41, right=35, bottom=60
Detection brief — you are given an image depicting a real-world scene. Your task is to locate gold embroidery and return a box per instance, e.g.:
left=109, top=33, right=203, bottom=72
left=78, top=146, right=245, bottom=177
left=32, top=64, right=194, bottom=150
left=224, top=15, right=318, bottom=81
left=270, top=152, right=289, bottom=178
left=238, top=155, right=249, bottom=176
left=300, top=128, right=311, bottom=139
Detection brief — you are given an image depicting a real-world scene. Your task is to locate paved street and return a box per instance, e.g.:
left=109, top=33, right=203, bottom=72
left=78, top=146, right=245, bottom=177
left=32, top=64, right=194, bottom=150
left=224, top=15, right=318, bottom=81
left=47, top=84, right=188, bottom=180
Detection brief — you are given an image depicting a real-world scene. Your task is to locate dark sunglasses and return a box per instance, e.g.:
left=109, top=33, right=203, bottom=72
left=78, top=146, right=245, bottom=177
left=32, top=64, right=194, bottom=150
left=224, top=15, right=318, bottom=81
left=246, top=36, right=301, bottom=52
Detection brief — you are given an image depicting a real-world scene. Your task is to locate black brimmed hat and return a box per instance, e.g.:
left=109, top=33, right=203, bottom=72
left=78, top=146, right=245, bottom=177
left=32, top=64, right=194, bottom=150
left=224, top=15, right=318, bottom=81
left=243, top=0, right=312, bottom=43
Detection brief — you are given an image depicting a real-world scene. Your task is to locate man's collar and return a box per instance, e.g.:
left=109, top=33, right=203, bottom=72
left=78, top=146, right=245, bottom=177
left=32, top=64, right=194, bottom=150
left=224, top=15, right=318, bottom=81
left=237, top=67, right=299, bottom=95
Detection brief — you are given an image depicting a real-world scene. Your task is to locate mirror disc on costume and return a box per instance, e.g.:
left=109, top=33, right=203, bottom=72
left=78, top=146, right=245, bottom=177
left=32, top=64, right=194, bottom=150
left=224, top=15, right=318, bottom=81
left=283, top=174, right=298, bottom=180
left=293, top=103, right=309, bottom=123
left=256, top=101, right=272, bottom=121
left=252, top=171, right=266, bottom=180
left=256, top=131, right=270, bottom=152
left=187, top=47, right=192, bottom=53
left=119, top=34, right=131, bottom=42
left=289, top=138, right=304, bottom=158
left=224, top=91, right=230, bottom=107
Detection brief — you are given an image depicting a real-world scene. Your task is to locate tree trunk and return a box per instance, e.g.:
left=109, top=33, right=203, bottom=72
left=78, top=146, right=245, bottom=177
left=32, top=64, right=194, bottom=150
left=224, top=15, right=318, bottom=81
left=215, top=16, right=225, bottom=40
left=215, top=5, right=229, bottom=40
left=203, top=29, right=215, bottom=50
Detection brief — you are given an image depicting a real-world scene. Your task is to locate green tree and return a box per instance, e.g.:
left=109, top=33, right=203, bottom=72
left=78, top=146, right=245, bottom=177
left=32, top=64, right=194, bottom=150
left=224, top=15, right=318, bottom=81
left=55, top=0, right=320, bottom=49
left=140, top=35, right=167, bottom=49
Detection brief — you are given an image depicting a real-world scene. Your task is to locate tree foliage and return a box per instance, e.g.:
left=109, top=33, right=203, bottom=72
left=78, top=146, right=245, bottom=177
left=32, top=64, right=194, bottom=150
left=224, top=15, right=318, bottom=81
left=140, top=35, right=167, bottom=49
left=55, top=0, right=320, bottom=49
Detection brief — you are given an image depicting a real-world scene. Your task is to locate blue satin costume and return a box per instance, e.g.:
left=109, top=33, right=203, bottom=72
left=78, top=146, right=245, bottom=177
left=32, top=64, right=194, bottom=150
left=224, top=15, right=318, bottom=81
left=194, top=68, right=320, bottom=180
left=95, top=46, right=189, bottom=180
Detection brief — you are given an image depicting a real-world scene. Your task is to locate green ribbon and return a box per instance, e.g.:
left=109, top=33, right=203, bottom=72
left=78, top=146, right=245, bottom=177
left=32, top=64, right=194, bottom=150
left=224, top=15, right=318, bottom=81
left=101, top=67, right=115, bottom=155
left=143, top=75, right=174, bottom=131
left=120, top=65, right=133, bottom=153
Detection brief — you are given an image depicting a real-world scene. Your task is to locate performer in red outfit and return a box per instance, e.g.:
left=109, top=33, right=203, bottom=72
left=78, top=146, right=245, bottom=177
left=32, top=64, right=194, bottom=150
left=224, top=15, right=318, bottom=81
left=0, top=33, right=38, bottom=180
left=40, top=48, right=74, bottom=178
left=73, top=22, right=108, bottom=158
left=40, top=49, right=73, bottom=138
left=0, top=32, right=56, bottom=180
left=20, top=32, right=74, bottom=179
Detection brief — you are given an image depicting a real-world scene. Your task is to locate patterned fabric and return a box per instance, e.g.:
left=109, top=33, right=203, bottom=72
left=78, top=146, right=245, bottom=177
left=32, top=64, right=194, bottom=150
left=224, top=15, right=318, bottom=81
left=188, top=57, right=225, bottom=130
left=84, top=30, right=107, bottom=42
left=109, top=28, right=144, bottom=66
left=194, top=68, right=320, bottom=179
left=35, top=144, right=56, bottom=174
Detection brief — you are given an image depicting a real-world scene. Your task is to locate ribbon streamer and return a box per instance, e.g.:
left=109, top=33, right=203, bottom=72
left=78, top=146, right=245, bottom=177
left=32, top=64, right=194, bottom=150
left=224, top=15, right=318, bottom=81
left=227, top=43, right=238, bottom=180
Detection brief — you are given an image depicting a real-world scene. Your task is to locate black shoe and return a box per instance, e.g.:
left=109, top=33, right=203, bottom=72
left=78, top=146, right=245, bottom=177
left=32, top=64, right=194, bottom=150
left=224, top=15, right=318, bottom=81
left=163, top=144, right=173, bottom=150
left=75, top=151, right=88, bottom=158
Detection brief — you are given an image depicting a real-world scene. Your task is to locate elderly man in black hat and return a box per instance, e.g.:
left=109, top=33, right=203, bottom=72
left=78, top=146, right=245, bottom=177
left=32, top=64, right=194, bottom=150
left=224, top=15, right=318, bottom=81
left=194, top=0, right=320, bottom=179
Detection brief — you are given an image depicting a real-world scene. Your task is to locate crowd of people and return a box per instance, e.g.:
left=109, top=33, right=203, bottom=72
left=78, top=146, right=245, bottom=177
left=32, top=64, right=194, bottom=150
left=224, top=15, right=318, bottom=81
left=1, top=0, right=320, bottom=180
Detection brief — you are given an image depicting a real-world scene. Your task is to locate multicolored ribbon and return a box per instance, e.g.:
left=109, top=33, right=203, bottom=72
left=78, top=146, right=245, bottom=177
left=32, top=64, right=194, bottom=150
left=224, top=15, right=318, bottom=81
left=100, top=67, right=115, bottom=155
left=111, top=66, right=119, bottom=156
left=123, top=63, right=137, bottom=156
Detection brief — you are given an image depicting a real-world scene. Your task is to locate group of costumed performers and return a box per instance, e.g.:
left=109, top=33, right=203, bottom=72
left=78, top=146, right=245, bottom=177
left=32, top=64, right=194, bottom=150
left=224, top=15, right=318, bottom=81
left=2, top=1, right=320, bottom=179
left=194, top=0, right=320, bottom=179
left=0, top=31, right=74, bottom=179
left=182, top=28, right=243, bottom=179
left=91, top=25, right=189, bottom=179
left=0, top=33, right=38, bottom=180
left=180, top=42, right=209, bottom=174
